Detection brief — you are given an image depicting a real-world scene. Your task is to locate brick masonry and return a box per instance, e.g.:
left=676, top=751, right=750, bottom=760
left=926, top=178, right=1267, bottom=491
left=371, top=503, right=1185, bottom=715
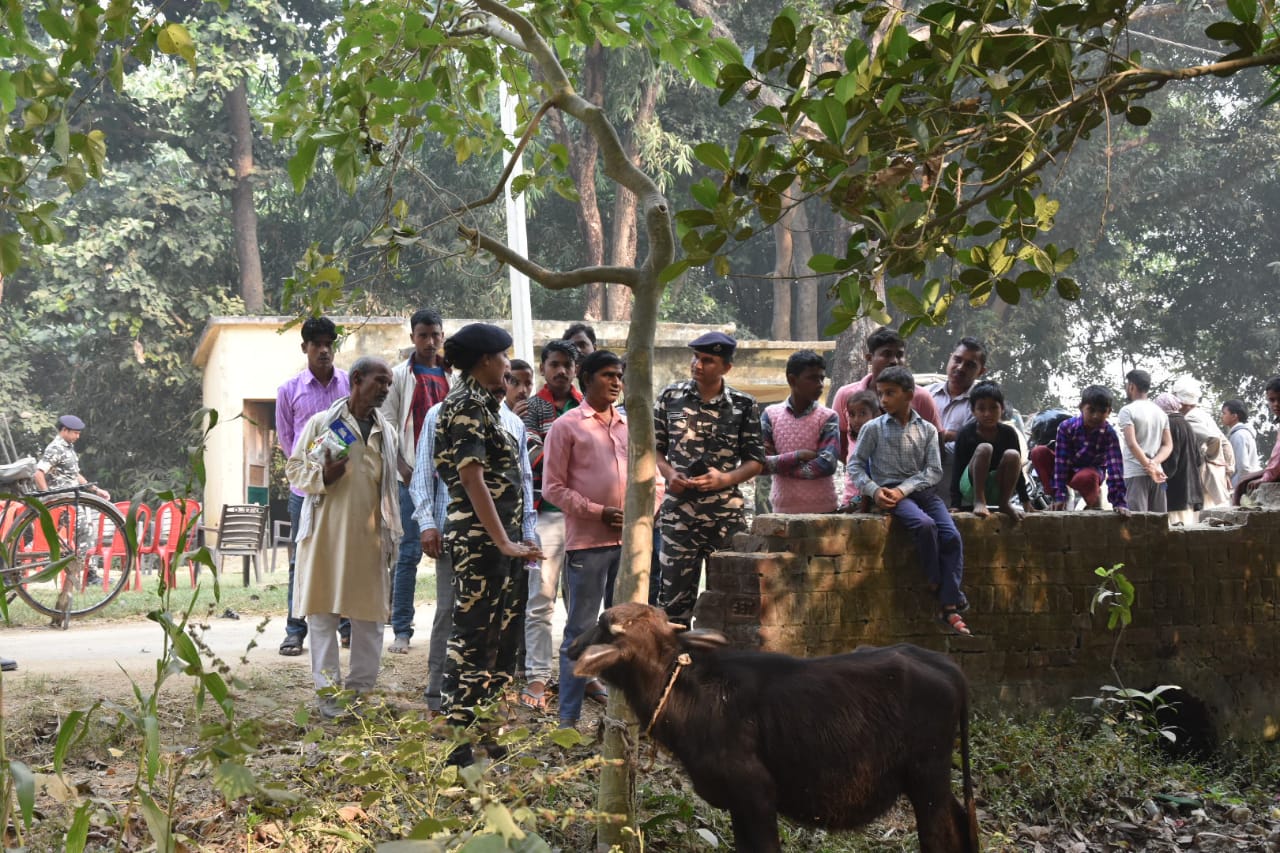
left=694, top=509, right=1280, bottom=738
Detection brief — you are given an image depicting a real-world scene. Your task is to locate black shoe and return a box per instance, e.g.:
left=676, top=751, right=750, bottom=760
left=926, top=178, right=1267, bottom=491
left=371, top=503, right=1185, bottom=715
left=0, top=657, right=16, bottom=672
left=445, top=744, right=474, bottom=768
left=340, top=634, right=351, bottom=649
left=85, top=570, right=101, bottom=586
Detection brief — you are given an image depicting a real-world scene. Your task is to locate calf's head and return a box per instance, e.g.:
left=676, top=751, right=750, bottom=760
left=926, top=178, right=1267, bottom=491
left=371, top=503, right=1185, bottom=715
left=568, top=603, right=729, bottom=684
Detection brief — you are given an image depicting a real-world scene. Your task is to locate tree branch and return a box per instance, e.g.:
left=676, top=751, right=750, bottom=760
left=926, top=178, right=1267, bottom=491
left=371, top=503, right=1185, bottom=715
left=450, top=98, right=554, bottom=216
left=457, top=225, right=640, bottom=289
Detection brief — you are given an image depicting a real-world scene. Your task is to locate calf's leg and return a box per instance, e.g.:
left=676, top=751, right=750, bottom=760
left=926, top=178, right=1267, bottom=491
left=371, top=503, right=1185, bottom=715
left=728, top=807, right=781, bottom=853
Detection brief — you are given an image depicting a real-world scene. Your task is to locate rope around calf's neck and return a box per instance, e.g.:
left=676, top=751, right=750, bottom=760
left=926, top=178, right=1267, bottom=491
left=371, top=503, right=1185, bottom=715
left=644, top=653, right=691, bottom=739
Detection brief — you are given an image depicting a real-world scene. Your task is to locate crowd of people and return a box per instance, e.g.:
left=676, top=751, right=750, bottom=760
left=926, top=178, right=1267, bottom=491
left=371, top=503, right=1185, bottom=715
left=272, top=314, right=1280, bottom=762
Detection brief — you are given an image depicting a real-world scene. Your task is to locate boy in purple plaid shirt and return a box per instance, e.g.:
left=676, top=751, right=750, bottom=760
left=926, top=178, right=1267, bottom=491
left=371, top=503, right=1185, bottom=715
left=1029, top=385, right=1129, bottom=514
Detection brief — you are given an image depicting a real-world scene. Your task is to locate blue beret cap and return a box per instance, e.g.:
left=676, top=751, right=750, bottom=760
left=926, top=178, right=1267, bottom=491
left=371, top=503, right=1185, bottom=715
left=57, top=415, right=85, bottom=430
left=449, top=323, right=513, bottom=355
left=688, top=331, right=737, bottom=357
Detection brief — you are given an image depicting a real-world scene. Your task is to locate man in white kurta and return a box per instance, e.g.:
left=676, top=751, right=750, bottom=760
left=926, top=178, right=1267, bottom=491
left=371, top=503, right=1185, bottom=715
left=286, top=357, right=401, bottom=718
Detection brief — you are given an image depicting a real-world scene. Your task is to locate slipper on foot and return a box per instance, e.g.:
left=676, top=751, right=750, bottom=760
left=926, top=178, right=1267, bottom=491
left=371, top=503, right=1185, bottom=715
left=279, top=637, right=304, bottom=657
left=388, top=635, right=410, bottom=654
left=519, top=683, right=550, bottom=712
left=939, top=610, right=972, bottom=637
left=585, top=679, right=609, bottom=705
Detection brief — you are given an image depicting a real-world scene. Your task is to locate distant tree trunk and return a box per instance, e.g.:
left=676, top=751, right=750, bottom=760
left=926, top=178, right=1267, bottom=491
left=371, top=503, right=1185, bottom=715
left=227, top=81, right=264, bottom=312
left=606, top=79, right=658, bottom=322
left=771, top=219, right=793, bottom=340
left=550, top=43, right=607, bottom=319
left=791, top=202, right=817, bottom=340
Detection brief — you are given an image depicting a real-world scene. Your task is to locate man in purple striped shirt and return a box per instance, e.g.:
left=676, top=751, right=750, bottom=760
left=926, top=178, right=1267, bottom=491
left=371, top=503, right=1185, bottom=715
left=276, top=317, right=351, bottom=656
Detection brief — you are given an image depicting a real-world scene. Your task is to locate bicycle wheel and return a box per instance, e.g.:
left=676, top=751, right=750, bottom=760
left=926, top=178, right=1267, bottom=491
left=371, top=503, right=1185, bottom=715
left=6, top=493, right=136, bottom=618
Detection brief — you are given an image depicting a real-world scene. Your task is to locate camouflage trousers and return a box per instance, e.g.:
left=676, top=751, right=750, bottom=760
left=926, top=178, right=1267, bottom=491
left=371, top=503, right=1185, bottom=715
left=440, top=539, right=523, bottom=729
left=657, top=499, right=745, bottom=626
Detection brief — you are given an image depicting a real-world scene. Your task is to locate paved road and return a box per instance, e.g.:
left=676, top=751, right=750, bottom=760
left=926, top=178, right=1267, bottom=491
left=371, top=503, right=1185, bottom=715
left=0, top=602, right=440, bottom=679
left=0, top=598, right=569, bottom=680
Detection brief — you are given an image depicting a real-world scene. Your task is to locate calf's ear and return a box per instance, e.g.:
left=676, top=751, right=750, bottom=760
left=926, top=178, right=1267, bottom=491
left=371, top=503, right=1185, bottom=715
left=679, top=629, right=729, bottom=651
left=574, top=644, right=623, bottom=678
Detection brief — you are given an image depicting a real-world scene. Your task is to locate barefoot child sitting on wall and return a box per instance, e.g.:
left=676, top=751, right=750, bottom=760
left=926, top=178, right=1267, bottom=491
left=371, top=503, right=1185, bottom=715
left=949, top=381, right=1032, bottom=520
left=851, top=366, right=972, bottom=636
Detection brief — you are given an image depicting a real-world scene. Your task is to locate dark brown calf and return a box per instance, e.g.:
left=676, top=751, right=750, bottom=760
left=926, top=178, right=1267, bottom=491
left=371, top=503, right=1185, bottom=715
left=569, top=603, right=978, bottom=853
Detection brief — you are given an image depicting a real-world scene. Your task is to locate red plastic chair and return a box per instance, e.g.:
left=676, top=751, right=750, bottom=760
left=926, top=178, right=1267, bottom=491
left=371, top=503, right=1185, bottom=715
left=100, top=501, right=151, bottom=591
left=13, top=504, right=82, bottom=586
left=152, top=499, right=202, bottom=587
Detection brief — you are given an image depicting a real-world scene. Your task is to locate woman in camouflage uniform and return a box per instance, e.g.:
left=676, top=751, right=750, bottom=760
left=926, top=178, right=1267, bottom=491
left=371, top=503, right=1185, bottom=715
left=434, top=323, right=543, bottom=767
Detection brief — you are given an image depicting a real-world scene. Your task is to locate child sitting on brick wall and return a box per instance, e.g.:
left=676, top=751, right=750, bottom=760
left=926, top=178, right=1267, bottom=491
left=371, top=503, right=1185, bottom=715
left=950, top=381, right=1032, bottom=520
left=1028, top=385, right=1129, bottom=514
left=851, top=366, right=972, bottom=636
left=839, top=389, right=880, bottom=513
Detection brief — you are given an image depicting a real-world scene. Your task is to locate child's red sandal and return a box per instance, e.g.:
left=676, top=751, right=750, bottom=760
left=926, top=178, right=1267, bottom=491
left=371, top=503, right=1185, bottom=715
left=939, top=610, right=972, bottom=637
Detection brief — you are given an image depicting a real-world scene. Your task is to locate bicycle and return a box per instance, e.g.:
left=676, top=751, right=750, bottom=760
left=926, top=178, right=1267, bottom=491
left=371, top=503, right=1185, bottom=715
left=1, top=483, right=138, bottom=621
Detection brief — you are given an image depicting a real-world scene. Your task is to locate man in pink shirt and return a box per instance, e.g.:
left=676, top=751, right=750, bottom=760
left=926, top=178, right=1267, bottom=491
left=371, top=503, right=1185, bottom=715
left=542, top=350, right=627, bottom=728
left=831, top=327, right=941, bottom=461
left=1234, top=375, right=1280, bottom=503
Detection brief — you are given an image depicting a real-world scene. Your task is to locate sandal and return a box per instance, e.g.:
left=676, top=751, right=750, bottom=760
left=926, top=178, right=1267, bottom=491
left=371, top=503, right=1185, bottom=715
left=278, top=636, right=304, bottom=657
left=939, top=610, right=972, bottom=637
left=585, top=679, right=609, bottom=706
left=387, top=635, right=410, bottom=654
left=519, top=682, right=550, bottom=712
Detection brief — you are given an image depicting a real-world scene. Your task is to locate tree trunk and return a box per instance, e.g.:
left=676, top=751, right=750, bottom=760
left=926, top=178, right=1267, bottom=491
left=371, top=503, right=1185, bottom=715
left=550, top=43, right=607, bottom=320
left=226, top=81, right=264, bottom=312
left=604, top=80, right=658, bottom=322
left=595, top=272, right=663, bottom=850
left=771, top=220, right=793, bottom=340
left=791, top=202, right=818, bottom=340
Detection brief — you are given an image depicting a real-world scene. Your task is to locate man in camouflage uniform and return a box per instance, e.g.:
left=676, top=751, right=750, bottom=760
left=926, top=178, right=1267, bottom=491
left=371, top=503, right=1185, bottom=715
left=434, top=323, right=542, bottom=767
left=34, top=415, right=109, bottom=499
left=34, top=415, right=109, bottom=576
left=654, top=332, right=766, bottom=626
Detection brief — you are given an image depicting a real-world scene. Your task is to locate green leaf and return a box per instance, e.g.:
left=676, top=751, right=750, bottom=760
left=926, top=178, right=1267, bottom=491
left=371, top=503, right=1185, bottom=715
left=1227, top=0, right=1257, bottom=22
left=995, top=277, right=1021, bottom=304
left=549, top=727, right=585, bottom=748
left=692, top=143, right=732, bottom=172
left=157, top=22, right=196, bottom=70
left=887, top=286, right=923, bottom=316
left=0, top=71, right=15, bottom=113
left=137, top=791, right=171, bottom=850
left=0, top=232, right=22, bottom=275
left=1055, top=276, right=1081, bottom=299
left=9, top=760, right=35, bottom=828
left=658, top=259, right=692, bottom=284
left=289, top=140, right=319, bottom=193
left=64, top=801, right=92, bottom=853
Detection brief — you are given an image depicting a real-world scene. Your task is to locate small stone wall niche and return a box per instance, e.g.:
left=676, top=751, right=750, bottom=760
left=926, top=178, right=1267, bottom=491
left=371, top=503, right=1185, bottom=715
left=695, top=509, right=1280, bottom=739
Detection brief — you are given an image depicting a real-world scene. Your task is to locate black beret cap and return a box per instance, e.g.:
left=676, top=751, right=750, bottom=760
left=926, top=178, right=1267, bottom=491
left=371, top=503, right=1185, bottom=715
left=57, top=415, right=85, bottom=430
left=688, top=331, right=737, bottom=357
left=449, top=322, right=513, bottom=355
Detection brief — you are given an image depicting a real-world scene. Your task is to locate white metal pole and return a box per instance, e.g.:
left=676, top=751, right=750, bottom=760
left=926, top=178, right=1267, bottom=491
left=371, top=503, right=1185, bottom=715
left=500, top=80, right=534, bottom=366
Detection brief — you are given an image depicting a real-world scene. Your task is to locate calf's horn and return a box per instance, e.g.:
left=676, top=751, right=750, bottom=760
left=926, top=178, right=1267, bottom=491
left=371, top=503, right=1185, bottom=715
left=609, top=622, right=627, bottom=636
left=667, top=621, right=687, bottom=632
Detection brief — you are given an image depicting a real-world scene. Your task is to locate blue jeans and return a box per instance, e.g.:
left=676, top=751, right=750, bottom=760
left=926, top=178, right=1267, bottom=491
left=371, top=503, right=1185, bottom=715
left=390, top=482, right=423, bottom=638
left=891, top=490, right=965, bottom=608
left=286, top=492, right=350, bottom=643
left=558, top=546, right=621, bottom=723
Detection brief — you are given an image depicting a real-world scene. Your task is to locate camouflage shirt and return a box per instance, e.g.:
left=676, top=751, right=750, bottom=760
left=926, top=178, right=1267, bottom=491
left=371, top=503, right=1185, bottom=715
left=36, top=435, right=81, bottom=490
left=654, top=379, right=766, bottom=507
left=435, top=373, right=524, bottom=542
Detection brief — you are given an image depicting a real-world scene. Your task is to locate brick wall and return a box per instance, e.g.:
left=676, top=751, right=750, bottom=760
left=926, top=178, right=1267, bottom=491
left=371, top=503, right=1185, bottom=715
left=694, top=510, right=1280, bottom=738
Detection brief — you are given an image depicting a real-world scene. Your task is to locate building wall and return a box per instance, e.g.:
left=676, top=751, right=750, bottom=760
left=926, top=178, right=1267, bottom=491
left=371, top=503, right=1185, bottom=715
left=695, top=509, right=1280, bottom=739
